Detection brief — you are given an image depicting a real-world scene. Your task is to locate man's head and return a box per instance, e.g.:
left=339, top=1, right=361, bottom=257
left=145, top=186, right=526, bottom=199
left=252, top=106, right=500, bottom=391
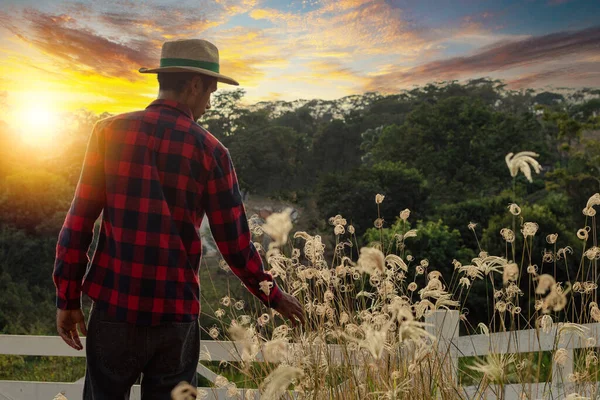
left=157, top=72, right=218, bottom=120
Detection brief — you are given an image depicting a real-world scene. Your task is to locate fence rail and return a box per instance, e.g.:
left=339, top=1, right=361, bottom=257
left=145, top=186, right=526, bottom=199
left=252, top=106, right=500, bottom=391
left=2, top=311, right=600, bottom=399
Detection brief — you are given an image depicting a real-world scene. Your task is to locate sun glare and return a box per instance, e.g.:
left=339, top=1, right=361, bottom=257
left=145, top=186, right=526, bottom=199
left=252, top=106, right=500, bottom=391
left=16, top=106, right=61, bottom=146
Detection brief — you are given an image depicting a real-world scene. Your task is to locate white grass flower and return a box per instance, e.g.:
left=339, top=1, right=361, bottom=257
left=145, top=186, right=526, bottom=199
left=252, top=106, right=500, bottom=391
left=259, top=280, right=273, bottom=296
left=556, top=246, right=573, bottom=259
left=459, top=265, right=483, bottom=280
left=399, top=208, right=410, bottom=221
left=234, top=300, right=245, bottom=311
left=334, top=224, right=345, bottom=235
left=521, top=222, right=539, bottom=237
left=477, top=323, right=489, bottom=336
left=508, top=203, right=522, bottom=216
left=500, top=228, right=515, bottom=243
left=374, top=218, right=384, bottom=228
left=200, top=345, right=212, bottom=361
left=215, top=309, right=225, bottom=319
left=263, top=338, right=288, bottom=363
left=329, top=214, right=347, bottom=226
left=226, top=383, right=239, bottom=398
left=577, top=227, right=589, bottom=241
left=554, top=348, right=569, bottom=365
left=171, top=382, right=199, bottom=400
left=220, top=296, right=232, bottom=307
left=358, top=247, right=385, bottom=275
left=271, top=324, right=290, bottom=340
left=339, top=312, right=349, bottom=324
left=459, top=277, right=471, bottom=288
left=505, top=151, right=542, bottom=182
left=420, top=259, right=429, bottom=268
left=557, top=323, right=588, bottom=343
left=219, top=259, right=231, bottom=272
left=584, top=246, right=600, bottom=260
left=503, top=263, right=519, bottom=284
left=536, top=274, right=556, bottom=294
left=469, top=353, right=516, bottom=383
left=214, top=375, right=229, bottom=388
left=385, top=254, right=408, bottom=272
left=258, top=313, right=270, bottom=326
left=468, top=221, right=478, bottom=231
left=262, top=208, right=293, bottom=247
left=472, top=255, right=507, bottom=276
left=542, top=250, right=554, bottom=263
left=261, top=365, right=304, bottom=400
left=348, top=225, right=355, bottom=234
left=591, top=304, right=600, bottom=322
left=542, top=290, right=567, bottom=313
left=583, top=193, right=600, bottom=216
left=197, top=388, right=208, bottom=400
left=546, top=233, right=558, bottom=244
left=495, top=301, right=507, bottom=312
left=209, top=326, right=220, bottom=339
left=506, top=284, right=523, bottom=298
left=375, top=193, right=385, bottom=204
left=527, top=264, right=538, bottom=275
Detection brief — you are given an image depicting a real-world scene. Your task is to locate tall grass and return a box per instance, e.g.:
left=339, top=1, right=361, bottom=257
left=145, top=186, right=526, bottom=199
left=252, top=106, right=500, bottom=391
left=172, top=151, right=599, bottom=400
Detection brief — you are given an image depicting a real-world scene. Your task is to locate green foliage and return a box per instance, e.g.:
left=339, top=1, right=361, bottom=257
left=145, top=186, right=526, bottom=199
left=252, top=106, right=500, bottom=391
left=316, top=161, right=428, bottom=234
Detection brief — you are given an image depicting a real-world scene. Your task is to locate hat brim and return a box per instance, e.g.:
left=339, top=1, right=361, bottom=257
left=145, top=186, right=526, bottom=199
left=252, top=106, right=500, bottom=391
left=139, top=66, right=239, bottom=86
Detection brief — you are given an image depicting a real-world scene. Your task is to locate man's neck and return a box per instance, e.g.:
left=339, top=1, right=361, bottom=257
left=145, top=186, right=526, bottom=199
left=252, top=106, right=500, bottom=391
left=157, top=91, right=186, bottom=104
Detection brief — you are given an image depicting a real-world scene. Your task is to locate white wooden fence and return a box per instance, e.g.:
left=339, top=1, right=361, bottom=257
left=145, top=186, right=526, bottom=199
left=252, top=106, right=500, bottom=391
left=1, top=310, right=600, bottom=400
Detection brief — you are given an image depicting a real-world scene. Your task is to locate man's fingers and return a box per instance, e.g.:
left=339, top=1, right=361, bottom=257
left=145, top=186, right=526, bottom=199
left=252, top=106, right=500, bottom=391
left=71, top=330, right=83, bottom=350
left=78, top=319, right=88, bottom=336
left=58, top=330, right=79, bottom=350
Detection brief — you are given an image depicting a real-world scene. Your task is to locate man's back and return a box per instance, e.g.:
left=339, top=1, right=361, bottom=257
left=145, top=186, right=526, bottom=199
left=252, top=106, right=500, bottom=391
left=54, top=99, right=282, bottom=326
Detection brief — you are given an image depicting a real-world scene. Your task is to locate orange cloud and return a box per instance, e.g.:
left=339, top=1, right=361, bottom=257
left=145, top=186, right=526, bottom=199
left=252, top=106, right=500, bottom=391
left=2, top=9, right=158, bottom=80
left=365, top=25, right=600, bottom=92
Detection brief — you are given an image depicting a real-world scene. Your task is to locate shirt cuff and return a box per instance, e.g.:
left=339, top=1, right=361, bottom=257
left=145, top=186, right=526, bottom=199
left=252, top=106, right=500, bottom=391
left=267, top=283, right=284, bottom=308
left=56, top=295, right=82, bottom=310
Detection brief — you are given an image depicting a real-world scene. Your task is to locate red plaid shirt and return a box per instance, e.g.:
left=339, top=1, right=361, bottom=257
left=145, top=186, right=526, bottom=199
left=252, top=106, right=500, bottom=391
left=53, top=99, right=282, bottom=325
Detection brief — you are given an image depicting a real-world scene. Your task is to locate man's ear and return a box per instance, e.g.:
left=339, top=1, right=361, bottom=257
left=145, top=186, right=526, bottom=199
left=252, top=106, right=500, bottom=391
left=191, top=75, right=205, bottom=95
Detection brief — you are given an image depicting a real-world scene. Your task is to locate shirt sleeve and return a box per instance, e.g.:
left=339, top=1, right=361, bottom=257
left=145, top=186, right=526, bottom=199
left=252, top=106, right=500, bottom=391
left=203, top=148, right=283, bottom=308
left=53, top=120, right=106, bottom=310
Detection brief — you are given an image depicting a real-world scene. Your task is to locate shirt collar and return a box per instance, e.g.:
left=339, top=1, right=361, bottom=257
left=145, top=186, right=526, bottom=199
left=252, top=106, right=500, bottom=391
left=146, top=99, right=194, bottom=120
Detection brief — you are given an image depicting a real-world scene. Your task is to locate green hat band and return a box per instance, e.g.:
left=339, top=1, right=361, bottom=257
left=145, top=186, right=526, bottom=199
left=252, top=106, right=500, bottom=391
left=159, top=58, right=220, bottom=73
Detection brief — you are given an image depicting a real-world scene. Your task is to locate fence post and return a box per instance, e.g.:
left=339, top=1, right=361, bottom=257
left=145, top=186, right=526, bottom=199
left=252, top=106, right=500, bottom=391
left=425, top=310, right=460, bottom=384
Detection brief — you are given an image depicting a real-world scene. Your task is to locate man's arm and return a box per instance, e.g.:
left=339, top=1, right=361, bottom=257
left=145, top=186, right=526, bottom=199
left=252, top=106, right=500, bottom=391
left=53, top=120, right=106, bottom=310
left=204, top=148, right=284, bottom=307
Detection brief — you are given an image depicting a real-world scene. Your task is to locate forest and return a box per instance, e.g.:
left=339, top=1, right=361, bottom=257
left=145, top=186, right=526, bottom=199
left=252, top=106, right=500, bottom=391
left=1, top=78, right=599, bottom=339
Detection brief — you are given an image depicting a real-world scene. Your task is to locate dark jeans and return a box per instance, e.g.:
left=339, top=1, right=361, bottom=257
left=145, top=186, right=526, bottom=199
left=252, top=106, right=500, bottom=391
left=83, top=305, right=200, bottom=400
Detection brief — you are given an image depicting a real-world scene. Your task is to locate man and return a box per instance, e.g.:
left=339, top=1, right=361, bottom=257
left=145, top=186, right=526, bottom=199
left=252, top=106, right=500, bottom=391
left=53, top=39, right=305, bottom=399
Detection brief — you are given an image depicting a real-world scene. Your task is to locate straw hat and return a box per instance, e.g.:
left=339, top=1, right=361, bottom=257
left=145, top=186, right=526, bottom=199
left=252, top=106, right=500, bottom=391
left=139, top=39, right=239, bottom=86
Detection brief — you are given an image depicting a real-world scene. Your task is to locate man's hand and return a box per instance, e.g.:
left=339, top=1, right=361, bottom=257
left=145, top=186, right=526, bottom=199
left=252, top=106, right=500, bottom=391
left=56, top=309, right=87, bottom=351
left=272, top=292, right=306, bottom=327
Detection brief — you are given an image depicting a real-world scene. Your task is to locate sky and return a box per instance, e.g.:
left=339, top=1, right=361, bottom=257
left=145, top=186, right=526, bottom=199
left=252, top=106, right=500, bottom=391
left=0, top=0, right=599, bottom=130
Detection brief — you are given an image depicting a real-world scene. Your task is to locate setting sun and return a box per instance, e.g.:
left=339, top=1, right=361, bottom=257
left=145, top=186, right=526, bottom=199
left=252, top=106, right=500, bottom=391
left=15, top=105, right=61, bottom=147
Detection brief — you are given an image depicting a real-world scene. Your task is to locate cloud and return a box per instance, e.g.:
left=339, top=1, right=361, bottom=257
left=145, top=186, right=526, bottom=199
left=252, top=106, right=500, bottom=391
left=250, top=0, right=432, bottom=58
left=1, top=8, right=158, bottom=80
left=507, top=62, right=600, bottom=88
left=364, top=25, right=600, bottom=92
